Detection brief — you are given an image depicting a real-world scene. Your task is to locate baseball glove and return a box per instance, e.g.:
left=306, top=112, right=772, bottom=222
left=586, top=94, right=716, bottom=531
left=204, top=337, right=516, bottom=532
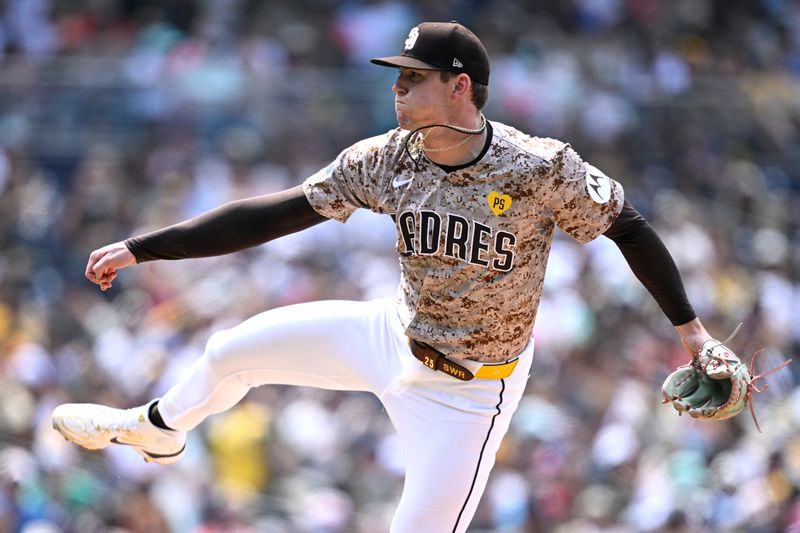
left=661, top=330, right=791, bottom=432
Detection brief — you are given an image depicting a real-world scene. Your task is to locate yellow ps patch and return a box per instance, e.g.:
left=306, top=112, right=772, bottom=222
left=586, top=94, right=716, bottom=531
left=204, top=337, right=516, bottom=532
left=487, top=192, right=512, bottom=215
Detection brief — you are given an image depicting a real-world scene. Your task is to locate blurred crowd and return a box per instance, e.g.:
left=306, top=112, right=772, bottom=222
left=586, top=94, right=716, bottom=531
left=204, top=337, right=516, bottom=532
left=1, top=0, right=800, bottom=531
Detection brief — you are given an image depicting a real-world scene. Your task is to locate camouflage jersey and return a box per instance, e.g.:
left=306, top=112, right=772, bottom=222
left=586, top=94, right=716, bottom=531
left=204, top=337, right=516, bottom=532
left=302, top=121, right=624, bottom=363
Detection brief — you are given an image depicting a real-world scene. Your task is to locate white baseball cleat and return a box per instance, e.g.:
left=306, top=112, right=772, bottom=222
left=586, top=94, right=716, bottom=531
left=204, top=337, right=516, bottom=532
left=51, top=399, right=186, bottom=464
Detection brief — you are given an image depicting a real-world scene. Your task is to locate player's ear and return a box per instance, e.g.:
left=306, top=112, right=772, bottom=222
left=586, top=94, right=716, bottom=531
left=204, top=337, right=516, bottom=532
left=451, top=73, right=471, bottom=96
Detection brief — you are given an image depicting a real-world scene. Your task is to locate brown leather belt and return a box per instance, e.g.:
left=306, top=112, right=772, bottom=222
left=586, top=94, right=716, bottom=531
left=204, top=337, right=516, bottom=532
left=408, top=338, right=519, bottom=381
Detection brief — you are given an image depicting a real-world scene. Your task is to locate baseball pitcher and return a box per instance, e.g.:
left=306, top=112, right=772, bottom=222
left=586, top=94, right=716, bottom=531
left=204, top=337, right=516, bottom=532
left=52, top=22, right=752, bottom=532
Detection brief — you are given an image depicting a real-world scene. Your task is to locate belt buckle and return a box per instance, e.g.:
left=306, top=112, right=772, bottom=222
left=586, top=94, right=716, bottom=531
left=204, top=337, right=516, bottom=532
left=474, top=357, right=520, bottom=380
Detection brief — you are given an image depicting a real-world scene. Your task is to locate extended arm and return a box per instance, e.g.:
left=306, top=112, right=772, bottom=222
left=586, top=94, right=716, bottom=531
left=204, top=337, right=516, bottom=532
left=86, top=185, right=327, bottom=290
left=603, top=200, right=711, bottom=352
left=126, top=185, right=325, bottom=261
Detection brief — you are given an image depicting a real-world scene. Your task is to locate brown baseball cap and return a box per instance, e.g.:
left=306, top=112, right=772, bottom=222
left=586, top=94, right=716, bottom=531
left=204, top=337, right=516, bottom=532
left=371, top=21, right=490, bottom=85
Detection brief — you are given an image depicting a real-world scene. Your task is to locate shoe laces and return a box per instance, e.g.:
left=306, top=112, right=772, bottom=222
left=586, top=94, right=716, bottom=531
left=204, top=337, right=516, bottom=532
left=100, top=408, right=144, bottom=433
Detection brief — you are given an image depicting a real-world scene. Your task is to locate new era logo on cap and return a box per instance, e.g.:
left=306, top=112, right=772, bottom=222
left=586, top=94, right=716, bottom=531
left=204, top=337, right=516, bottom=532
left=370, top=21, right=490, bottom=85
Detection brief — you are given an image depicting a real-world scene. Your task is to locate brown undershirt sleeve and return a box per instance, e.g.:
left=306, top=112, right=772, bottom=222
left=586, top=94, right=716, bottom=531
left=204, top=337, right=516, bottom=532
left=125, top=185, right=327, bottom=262
left=603, top=199, right=697, bottom=326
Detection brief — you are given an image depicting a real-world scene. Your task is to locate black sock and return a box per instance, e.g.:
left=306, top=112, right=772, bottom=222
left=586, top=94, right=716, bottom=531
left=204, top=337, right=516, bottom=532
left=148, top=401, right=175, bottom=431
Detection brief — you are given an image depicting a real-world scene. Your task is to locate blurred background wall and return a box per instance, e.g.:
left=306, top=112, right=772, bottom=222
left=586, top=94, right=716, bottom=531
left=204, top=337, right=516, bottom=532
left=0, top=1, right=799, bottom=531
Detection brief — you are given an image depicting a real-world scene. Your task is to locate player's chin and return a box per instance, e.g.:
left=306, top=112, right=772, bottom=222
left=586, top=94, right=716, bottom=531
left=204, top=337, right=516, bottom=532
left=395, top=110, right=407, bottom=129
left=395, top=114, right=418, bottom=132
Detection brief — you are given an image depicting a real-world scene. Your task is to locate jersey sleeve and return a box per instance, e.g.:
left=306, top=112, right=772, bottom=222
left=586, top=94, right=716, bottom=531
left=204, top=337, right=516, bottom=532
left=545, top=145, right=624, bottom=243
left=302, top=136, right=385, bottom=223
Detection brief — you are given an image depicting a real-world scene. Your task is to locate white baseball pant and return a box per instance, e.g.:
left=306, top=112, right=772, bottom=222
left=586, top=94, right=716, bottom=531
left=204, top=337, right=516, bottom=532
left=157, top=296, right=534, bottom=533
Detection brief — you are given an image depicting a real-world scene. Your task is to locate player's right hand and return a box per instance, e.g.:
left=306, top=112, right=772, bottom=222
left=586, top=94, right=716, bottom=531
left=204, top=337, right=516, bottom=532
left=85, top=241, right=137, bottom=291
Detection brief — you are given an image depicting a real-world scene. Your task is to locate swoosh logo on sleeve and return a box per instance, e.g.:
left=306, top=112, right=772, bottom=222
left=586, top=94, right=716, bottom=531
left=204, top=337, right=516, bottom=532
left=392, top=176, right=413, bottom=188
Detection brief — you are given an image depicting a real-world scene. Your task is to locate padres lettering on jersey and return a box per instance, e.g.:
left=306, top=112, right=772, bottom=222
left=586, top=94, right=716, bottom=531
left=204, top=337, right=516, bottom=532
left=395, top=210, right=516, bottom=272
left=302, top=121, right=624, bottom=362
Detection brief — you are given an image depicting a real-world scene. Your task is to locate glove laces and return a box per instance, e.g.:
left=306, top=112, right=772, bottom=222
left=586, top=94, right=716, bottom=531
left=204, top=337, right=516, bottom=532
left=698, top=323, right=792, bottom=433
left=746, top=348, right=792, bottom=433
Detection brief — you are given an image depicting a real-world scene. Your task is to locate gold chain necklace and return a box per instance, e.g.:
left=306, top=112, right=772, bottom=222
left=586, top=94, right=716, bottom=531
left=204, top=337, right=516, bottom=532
left=422, top=114, right=487, bottom=153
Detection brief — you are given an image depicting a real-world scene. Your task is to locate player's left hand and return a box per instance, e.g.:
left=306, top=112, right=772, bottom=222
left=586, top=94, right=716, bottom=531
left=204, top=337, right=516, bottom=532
left=661, top=332, right=791, bottom=432
left=662, top=339, right=751, bottom=420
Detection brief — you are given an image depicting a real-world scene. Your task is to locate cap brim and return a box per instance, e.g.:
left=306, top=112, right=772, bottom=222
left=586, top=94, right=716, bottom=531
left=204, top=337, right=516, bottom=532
left=370, top=55, right=440, bottom=71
